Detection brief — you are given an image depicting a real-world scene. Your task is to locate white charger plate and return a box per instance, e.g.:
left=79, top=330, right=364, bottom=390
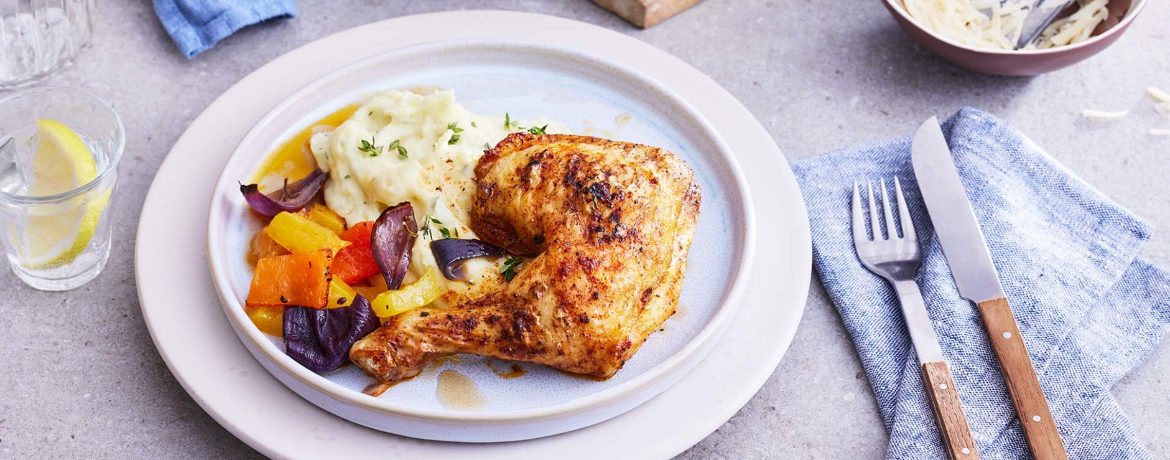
left=137, top=11, right=810, bottom=458
left=207, top=39, right=755, bottom=442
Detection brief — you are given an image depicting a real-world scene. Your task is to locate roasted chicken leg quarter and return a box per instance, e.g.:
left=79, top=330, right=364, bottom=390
left=350, top=133, right=701, bottom=383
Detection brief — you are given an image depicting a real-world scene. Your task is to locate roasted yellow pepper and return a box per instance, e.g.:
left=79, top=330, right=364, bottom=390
left=246, top=305, right=284, bottom=337
left=308, top=205, right=347, bottom=235
left=351, top=273, right=388, bottom=300
left=371, top=270, right=445, bottom=318
left=327, top=279, right=356, bottom=309
left=266, top=211, right=350, bottom=254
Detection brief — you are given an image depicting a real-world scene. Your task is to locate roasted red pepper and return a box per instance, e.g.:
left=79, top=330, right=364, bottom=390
left=333, top=221, right=380, bottom=284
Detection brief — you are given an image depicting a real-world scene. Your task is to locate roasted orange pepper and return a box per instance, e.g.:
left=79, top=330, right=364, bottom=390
left=246, top=249, right=333, bottom=309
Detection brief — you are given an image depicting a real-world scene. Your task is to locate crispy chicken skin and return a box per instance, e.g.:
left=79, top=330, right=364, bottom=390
left=349, top=133, right=701, bottom=383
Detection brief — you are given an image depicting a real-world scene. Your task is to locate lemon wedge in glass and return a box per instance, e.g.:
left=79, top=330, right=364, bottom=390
left=22, top=119, right=108, bottom=268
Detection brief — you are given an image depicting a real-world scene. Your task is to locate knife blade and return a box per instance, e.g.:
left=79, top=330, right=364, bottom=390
left=909, top=118, right=1005, bottom=303
left=911, top=117, right=1069, bottom=460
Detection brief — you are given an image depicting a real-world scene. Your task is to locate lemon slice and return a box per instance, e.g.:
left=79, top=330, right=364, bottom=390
left=22, top=119, right=108, bottom=268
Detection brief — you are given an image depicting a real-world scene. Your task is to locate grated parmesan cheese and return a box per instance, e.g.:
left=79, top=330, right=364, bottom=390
left=1081, top=109, right=1128, bottom=120
left=903, top=0, right=1110, bottom=51
left=1148, top=87, right=1170, bottom=103
left=1030, top=0, right=1110, bottom=49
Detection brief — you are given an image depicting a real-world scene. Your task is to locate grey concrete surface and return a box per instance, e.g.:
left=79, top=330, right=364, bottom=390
left=1, top=0, right=1166, bottom=458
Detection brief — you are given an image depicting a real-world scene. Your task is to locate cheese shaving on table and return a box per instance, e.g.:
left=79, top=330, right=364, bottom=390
left=902, top=0, right=1110, bottom=51
left=1148, top=87, right=1170, bottom=103
left=1081, top=109, right=1128, bottom=120
left=1150, top=129, right=1170, bottom=137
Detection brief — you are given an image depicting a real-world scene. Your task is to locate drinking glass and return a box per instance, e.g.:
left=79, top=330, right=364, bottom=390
left=0, top=0, right=94, bottom=89
left=0, top=87, right=123, bottom=290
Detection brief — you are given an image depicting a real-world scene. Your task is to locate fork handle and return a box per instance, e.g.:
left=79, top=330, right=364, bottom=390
left=921, top=361, right=981, bottom=460
left=978, top=297, right=1069, bottom=460
left=891, top=281, right=980, bottom=459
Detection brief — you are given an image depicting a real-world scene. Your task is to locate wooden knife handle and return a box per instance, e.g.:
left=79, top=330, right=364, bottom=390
left=921, top=361, right=981, bottom=460
left=977, top=297, right=1069, bottom=460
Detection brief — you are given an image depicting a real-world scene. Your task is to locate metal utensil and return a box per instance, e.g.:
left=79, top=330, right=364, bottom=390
left=977, top=0, right=1073, bottom=49
left=1016, top=0, right=1075, bottom=49
left=911, top=117, right=1069, bottom=460
left=852, top=178, right=980, bottom=460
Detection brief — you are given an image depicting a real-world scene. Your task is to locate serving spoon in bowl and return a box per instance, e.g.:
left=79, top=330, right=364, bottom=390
left=976, top=0, right=1073, bottom=49
left=1013, top=0, right=1074, bottom=48
left=883, top=0, right=1144, bottom=75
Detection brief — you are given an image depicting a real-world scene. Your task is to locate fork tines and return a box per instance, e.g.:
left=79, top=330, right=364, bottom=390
left=852, top=177, right=916, bottom=244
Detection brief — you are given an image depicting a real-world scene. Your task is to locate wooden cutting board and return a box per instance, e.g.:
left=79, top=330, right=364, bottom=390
left=591, top=0, right=708, bottom=28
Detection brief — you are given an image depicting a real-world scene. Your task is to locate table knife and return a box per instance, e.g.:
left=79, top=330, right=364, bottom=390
left=910, top=117, right=1069, bottom=460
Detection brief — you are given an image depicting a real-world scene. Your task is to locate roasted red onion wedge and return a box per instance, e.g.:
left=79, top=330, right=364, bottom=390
left=371, top=202, right=417, bottom=290
left=239, top=168, right=327, bottom=217
left=283, top=295, right=379, bottom=374
left=430, top=238, right=506, bottom=281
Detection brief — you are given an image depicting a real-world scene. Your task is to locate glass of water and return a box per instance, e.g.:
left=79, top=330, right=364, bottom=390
left=0, top=87, right=123, bottom=291
left=0, top=0, right=94, bottom=89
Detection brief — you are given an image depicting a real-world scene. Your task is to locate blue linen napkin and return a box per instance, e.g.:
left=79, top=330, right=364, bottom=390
left=792, top=108, right=1170, bottom=459
left=153, top=0, right=298, bottom=58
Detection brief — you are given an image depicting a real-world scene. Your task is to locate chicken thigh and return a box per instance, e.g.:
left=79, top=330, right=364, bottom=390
left=350, top=133, right=701, bottom=383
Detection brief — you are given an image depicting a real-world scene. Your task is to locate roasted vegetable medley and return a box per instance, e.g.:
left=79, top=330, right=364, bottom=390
left=240, top=168, right=513, bottom=374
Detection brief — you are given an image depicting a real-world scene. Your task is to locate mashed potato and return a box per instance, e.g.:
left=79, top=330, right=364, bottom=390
left=310, top=89, right=566, bottom=303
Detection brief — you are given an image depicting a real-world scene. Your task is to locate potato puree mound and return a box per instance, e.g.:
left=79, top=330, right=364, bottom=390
left=310, top=89, right=566, bottom=304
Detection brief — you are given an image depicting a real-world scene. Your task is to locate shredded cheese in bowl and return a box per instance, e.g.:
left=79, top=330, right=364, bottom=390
left=902, top=0, right=1111, bottom=51
left=1030, top=0, right=1110, bottom=49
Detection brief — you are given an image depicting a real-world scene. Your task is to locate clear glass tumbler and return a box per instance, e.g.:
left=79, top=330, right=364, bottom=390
left=0, top=0, right=94, bottom=89
left=0, top=87, right=123, bottom=291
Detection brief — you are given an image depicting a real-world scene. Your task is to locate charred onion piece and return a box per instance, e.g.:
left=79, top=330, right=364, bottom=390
left=371, top=202, right=417, bottom=290
left=430, top=238, right=506, bottom=281
left=283, top=295, right=379, bottom=373
left=240, top=168, right=327, bottom=217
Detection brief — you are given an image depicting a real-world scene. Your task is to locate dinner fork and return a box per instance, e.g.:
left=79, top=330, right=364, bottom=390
left=852, top=178, right=981, bottom=460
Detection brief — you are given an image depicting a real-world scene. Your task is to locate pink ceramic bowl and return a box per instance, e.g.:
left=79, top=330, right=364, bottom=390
left=883, top=0, right=1148, bottom=76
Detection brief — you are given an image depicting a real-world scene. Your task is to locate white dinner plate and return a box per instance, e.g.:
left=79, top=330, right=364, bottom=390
left=207, top=39, right=755, bottom=442
left=137, top=10, right=810, bottom=458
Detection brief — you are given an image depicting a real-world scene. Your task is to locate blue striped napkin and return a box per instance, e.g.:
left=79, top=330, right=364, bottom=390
left=792, top=108, right=1170, bottom=459
left=153, top=0, right=298, bottom=58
